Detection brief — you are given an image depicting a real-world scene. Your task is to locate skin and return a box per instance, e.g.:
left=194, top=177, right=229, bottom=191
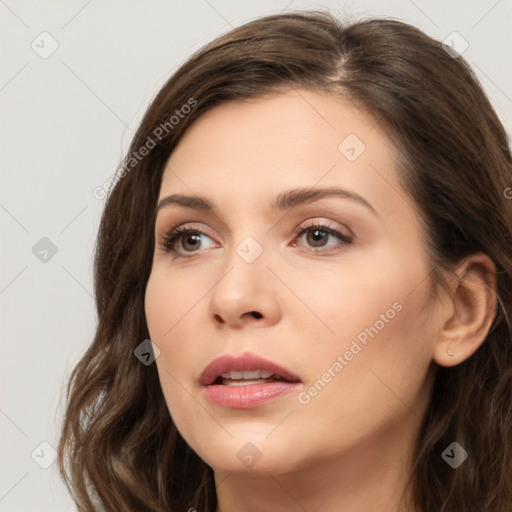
left=144, top=89, right=497, bottom=512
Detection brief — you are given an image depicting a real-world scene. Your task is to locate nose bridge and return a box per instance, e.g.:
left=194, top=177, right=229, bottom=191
left=220, top=208, right=268, bottom=277
left=215, top=235, right=268, bottom=301
left=208, top=231, right=281, bottom=327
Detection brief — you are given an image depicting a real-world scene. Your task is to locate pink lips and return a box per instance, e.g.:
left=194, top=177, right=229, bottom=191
left=200, top=352, right=302, bottom=409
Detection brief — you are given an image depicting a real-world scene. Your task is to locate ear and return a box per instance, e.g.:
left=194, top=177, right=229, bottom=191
left=433, top=252, right=498, bottom=368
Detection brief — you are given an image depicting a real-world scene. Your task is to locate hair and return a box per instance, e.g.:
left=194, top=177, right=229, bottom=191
left=58, top=10, right=512, bottom=512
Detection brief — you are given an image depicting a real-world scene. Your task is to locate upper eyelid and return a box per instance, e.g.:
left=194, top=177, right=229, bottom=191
left=161, top=220, right=351, bottom=250
left=157, top=220, right=215, bottom=236
left=155, top=195, right=377, bottom=236
left=295, top=218, right=352, bottom=235
left=159, top=218, right=348, bottom=238
left=156, top=214, right=228, bottom=238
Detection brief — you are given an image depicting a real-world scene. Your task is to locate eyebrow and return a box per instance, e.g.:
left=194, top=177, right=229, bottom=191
left=156, top=187, right=377, bottom=216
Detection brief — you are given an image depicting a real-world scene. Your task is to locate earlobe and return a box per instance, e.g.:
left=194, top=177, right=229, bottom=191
left=433, top=252, right=497, bottom=368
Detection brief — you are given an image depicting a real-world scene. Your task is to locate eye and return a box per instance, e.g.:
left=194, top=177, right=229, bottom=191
left=159, top=224, right=216, bottom=256
left=159, top=220, right=353, bottom=257
left=292, top=221, right=352, bottom=252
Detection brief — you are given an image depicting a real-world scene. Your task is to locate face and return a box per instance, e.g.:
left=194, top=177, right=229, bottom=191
left=144, top=89, right=441, bottom=477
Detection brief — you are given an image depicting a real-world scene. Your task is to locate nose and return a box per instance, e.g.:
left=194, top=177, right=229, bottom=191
left=208, top=253, right=282, bottom=329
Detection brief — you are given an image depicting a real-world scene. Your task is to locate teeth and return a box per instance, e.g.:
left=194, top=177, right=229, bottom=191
left=223, top=379, right=267, bottom=387
left=220, top=370, right=275, bottom=380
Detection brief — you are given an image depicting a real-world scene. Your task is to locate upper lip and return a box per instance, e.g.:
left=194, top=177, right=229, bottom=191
left=199, top=352, right=302, bottom=386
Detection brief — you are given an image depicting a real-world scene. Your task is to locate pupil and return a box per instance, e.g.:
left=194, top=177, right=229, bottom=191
left=308, top=229, right=327, bottom=247
left=183, top=233, right=201, bottom=251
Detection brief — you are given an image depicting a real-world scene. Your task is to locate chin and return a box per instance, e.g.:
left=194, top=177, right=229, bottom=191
left=183, top=426, right=315, bottom=476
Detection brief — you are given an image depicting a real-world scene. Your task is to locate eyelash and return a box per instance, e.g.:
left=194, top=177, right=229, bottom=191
left=158, top=221, right=353, bottom=257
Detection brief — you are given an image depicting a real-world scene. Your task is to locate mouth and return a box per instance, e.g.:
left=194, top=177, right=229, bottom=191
left=214, top=369, right=297, bottom=386
left=200, top=352, right=302, bottom=409
left=200, top=352, right=301, bottom=386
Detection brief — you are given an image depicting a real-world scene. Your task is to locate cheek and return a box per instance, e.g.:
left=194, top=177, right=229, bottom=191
left=293, top=247, right=435, bottom=402
left=145, top=271, right=209, bottom=443
left=277, top=246, right=429, bottom=348
left=303, top=269, right=435, bottom=426
left=144, top=266, right=208, bottom=342
left=144, top=270, right=201, bottom=401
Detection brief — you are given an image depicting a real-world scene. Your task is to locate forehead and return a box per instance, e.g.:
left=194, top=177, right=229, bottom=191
left=159, top=89, right=403, bottom=217
left=165, top=89, right=387, bottom=167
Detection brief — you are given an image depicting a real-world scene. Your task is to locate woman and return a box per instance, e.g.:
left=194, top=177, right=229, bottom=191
left=58, top=10, right=512, bottom=512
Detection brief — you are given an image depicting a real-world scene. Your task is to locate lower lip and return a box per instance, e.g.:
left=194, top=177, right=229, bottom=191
left=203, top=381, right=301, bottom=409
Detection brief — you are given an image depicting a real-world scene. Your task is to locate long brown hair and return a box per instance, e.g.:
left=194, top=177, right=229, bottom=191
left=58, top=10, right=512, bottom=511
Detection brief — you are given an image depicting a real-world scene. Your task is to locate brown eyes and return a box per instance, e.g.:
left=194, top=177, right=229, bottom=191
left=159, top=222, right=353, bottom=257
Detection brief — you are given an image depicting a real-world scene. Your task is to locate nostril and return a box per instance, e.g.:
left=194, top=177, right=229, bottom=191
left=249, top=311, right=263, bottom=319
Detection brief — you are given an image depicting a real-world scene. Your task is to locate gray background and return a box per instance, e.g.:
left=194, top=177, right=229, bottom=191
left=1, top=1, right=511, bottom=510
